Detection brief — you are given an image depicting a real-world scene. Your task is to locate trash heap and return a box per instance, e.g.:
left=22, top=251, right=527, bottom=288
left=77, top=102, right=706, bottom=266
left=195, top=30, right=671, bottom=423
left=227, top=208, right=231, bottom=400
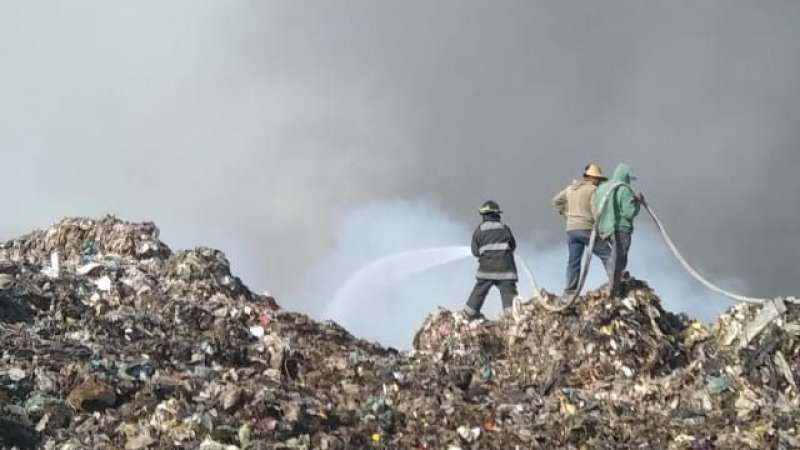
left=1, top=216, right=799, bottom=449
left=413, top=287, right=800, bottom=448
left=414, top=279, right=691, bottom=389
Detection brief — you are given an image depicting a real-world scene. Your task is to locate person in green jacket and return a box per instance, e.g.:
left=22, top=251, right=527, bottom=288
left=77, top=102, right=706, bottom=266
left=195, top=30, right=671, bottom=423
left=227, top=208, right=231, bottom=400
left=592, top=163, right=644, bottom=298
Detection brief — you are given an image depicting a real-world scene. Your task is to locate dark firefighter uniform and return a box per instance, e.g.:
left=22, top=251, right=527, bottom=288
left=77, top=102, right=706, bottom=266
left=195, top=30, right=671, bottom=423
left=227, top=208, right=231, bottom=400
left=464, top=201, right=519, bottom=319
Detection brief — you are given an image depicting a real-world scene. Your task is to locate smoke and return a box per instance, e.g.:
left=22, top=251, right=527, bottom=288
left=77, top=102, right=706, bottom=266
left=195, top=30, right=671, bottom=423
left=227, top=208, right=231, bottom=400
left=0, top=1, right=797, bottom=338
left=298, top=199, right=737, bottom=349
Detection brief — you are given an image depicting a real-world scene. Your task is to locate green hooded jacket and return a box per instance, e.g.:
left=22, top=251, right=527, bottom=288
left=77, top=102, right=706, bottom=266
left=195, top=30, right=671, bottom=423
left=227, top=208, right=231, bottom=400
left=593, top=163, right=640, bottom=238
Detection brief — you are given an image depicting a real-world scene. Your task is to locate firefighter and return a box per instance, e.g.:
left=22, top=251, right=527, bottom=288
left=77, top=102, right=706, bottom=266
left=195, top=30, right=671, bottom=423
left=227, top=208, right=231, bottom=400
left=463, top=200, right=519, bottom=320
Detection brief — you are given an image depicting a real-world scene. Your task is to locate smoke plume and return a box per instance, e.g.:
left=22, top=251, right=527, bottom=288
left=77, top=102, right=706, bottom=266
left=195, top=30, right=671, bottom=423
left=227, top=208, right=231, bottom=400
left=296, top=199, right=738, bottom=349
left=1, top=1, right=797, bottom=347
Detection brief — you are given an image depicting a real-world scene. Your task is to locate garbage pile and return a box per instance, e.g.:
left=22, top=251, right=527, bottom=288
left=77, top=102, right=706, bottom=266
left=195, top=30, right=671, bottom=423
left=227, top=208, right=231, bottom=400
left=1, top=216, right=799, bottom=449
left=414, top=286, right=800, bottom=448
left=414, top=279, right=691, bottom=389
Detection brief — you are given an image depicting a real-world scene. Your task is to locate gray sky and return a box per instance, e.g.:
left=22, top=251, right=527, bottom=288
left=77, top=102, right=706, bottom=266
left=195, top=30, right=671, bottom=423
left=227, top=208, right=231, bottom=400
left=1, top=1, right=798, bottom=312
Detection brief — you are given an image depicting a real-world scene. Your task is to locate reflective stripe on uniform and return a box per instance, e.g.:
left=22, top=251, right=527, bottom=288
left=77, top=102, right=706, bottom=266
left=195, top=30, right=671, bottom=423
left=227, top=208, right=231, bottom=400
left=476, top=271, right=518, bottom=281
left=479, top=221, right=505, bottom=231
left=478, top=242, right=510, bottom=254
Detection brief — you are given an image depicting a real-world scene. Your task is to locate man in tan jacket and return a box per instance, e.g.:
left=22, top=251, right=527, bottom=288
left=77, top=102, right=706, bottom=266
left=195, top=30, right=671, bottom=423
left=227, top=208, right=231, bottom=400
left=552, top=163, right=612, bottom=295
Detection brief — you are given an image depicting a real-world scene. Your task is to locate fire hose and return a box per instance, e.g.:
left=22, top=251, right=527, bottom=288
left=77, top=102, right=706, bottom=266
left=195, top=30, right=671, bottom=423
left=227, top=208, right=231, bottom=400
left=515, top=183, right=794, bottom=314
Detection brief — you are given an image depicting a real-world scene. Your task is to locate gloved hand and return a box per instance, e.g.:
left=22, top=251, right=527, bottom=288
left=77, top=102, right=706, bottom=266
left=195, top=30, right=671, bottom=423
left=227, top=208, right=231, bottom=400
left=635, top=192, right=646, bottom=205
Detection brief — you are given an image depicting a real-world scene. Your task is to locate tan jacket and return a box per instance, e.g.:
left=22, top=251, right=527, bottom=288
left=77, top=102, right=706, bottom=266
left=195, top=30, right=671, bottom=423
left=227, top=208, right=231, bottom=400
left=552, top=179, right=597, bottom=231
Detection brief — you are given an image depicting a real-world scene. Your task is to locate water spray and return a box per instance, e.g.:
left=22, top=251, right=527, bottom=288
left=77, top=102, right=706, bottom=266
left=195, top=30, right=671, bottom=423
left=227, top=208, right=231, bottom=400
left=328, top=190, right=797, bottom=338
left=324, top=246, right=473, bottom=320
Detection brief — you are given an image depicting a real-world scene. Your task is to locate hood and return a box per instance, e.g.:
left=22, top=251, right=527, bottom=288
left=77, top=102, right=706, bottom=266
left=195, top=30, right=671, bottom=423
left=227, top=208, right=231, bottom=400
left=611, top=163, right=635, bottom=184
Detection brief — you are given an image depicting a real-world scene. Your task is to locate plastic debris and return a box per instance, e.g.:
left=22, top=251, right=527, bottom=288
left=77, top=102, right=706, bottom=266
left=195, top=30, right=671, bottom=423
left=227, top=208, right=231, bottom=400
left=456, top=425, right=481, bottom=443
left=706, top=376, right=729, bottom=395
left=0, top=216, right=798, bottom=449
left=0, top=273, right=14, bottom=290
left=249, top=325, right=265, bottom=338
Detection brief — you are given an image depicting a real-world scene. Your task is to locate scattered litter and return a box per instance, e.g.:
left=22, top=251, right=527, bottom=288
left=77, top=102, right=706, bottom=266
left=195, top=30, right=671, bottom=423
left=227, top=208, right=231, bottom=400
left=249, top=325, right=265, bottom=338
left=0, top=216, right=797, bottom=449
left=94, top=275, right=112, bottom=292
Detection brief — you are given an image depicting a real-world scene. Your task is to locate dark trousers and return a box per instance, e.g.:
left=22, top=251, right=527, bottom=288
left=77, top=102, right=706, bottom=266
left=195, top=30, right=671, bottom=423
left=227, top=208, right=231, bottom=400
left=609, top=231, right=632, bottom=297
left=465, top=279, right=518, bottom=315
left=565, top=229, right=612, bottom=293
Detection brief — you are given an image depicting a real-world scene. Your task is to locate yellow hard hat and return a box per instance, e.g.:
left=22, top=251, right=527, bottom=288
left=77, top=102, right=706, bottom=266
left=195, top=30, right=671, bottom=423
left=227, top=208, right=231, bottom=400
left=583, top=163, right=607, bottom=180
